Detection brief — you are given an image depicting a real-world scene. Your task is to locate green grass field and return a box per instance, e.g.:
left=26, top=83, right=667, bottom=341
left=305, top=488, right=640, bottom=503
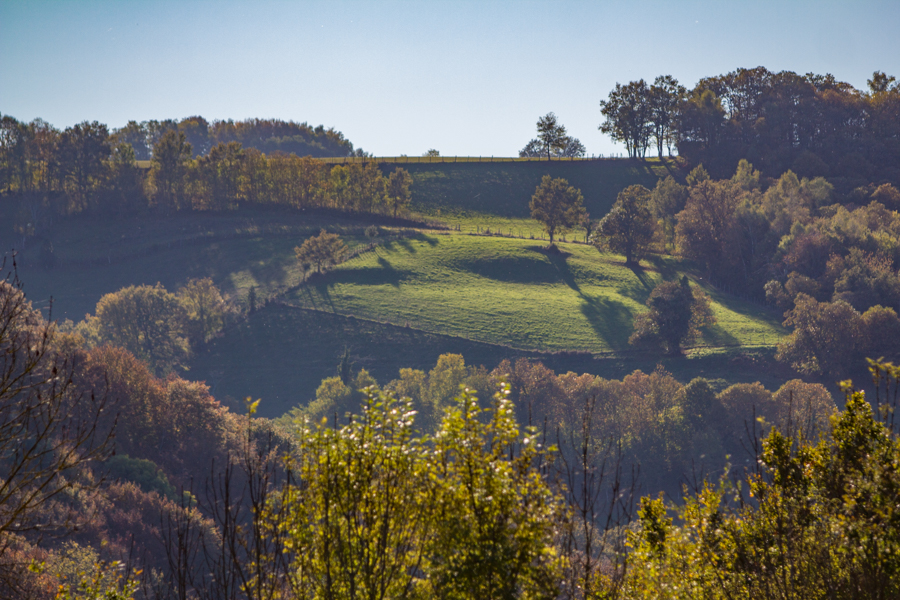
left=284, top=233, right=784, bottom=354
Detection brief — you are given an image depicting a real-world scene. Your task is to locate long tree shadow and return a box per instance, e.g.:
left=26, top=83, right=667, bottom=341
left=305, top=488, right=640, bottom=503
left=700, top=322, right=741, bottom=347
left=544, top=248, right=634, bottom=350
left=304, top=279, right=336, bottom=313
left=579, top=296, right=634, bottom=350
left=314, top=262, right=406, bottom=287
left=645, top=255, right=680, bottom=280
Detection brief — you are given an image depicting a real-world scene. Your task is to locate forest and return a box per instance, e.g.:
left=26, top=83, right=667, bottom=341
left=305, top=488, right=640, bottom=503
left=1, top=65, right=900, bottom=600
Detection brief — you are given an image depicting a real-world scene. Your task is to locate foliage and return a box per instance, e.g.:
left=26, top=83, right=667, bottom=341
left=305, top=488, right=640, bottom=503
left=50, top=541, right=140, bottom=600
left=674, top=179, right=740, bottom=277
left=273, top=383, right=564, bottom=600
left=630, top=277, right=715, bottom=355
left=529, top=175, right=587, bottom=244
left=149, top=129, right=192, bottom=213
left=649, top=175, right=687, bottom=250
left=294, top=229, right=347, bottom=274
left=593, top=184, right=657, bottom=264
left=177, top=277, right=230, bottom=348
left=520, top=113, right=585, bottom=160
left=623, top=364, right=900, bottom=599
left=89, top=283, right=191, bottom=375
left=600, top=79, right=654, bottom=159
left=776, top=294, right=900, bottom=375
left=0, top=276, right=114, bottom=592
left=105, top=455, right=177, bottom=501
left=385, top=167, right=413, bottom=218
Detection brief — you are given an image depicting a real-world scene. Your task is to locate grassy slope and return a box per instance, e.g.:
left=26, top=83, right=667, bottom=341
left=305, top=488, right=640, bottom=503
left=284, top=233, right=784, bottom=354
left=5, top=208, right=380, bottom=320
left=398, top=158, right=677, bottom=220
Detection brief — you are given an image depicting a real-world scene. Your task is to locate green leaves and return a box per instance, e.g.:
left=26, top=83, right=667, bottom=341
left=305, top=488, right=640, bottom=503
left=275, top=383, right=563, bottom=600
left=529, top=175, right=586, bottom=245
left=624, top=368, right=900, bottom=599
left=294, top=229, right=348, bottom=275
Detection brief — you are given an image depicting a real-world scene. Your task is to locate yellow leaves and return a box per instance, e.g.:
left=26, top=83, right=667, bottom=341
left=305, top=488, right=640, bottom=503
left=245, top=397, right=261, bottom=417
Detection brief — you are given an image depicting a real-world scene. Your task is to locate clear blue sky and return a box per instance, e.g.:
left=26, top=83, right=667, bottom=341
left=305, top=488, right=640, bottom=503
left=2, top=0, right=898, bottom=157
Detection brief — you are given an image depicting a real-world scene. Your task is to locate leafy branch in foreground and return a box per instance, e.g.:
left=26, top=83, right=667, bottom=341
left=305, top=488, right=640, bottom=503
left=624, top=361, right=900, bottom=599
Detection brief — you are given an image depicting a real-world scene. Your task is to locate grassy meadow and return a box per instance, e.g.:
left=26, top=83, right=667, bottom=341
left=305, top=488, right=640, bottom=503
left=285, top=233, right=784, bottom=354
left=6, top=208, right=384, bottom=320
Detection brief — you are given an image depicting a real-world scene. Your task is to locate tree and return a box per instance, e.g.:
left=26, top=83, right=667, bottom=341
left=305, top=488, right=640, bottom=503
left=529, top=175, right=587, bottom=245
left=674, top=179, right=740, bottom=277
left=385, top=167, right=413, bottom=218
left=536, top=112, right=568, bottom=160
left=295, top=229, right=347, bottom=273
left=648, top=75, right=686, bottom=158
left=775, top=294, right=865, bottom=375
left=149, top=129, right=192, bottom=213
left=58, top=121, right=111, bottom=212
left=90, top=283, right=190, bottom=375
left=177, top=277, right=228, bottom=349
left=520, top=113, right=585, bottom=159
left=630, top=277, right=716, bottom=355
left=593, top=184, right=656, bottom=264
left=599, top=80, right=652, bottom=158
left=650, top=176, right=688, bottom=250
left=0, top=277, right=114, bottom=593
left=624, top=368, right=900, bottom=599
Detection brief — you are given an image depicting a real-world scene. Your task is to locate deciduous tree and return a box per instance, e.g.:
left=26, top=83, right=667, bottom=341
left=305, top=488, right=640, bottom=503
left=600, top=80, right=652, bottom=158
left=529, top=175, right=586, bottom=245
left=385, top=167, right=413, bottom=218
left=593, top=184, right=656, bottom=264
left=91, top=283, right=190, bottom=375
left=0, top=278, right=114, bottom=592
left=150, top=129, right=192, bottom=213
left=520, top=113, right=585, bottom=159
left=295, top=230, right=347, bottom=274
left=630, top=277, right=716, bottom=355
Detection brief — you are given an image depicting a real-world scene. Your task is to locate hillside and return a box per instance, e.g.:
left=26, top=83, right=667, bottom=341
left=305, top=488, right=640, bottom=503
left=0, top=159, right=794, bottom=420
left=387, top=157, right=678, bottom=219
left=284, top=233, right=783, bottom=354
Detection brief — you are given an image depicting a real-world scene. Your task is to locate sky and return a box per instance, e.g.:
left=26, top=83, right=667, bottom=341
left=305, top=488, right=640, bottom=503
left=1, top=0, right=899, bottom=157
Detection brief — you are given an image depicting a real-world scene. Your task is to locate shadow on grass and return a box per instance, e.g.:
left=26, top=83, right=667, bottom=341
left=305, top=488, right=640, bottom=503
left=579, top=296, right=633, bottom=350
left=314, top=263, right=406, bottom=287
left=701, top=323, right=741, bottom=347
left=645, top=255, right=680, bottom=280
left=544, top=249, right=633, bottom=350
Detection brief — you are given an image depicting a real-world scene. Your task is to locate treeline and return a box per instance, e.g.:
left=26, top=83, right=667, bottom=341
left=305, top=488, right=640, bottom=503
left=27, top=115, right=361, bottom=163
left=5, top=275, right=900, bottom=598
left=0, top=113, right=412, bottom=234
left=595, top=161, right=900, bottom=374
left=288, top=352, right=835, bottom=495
left=600, top=68, right=900, bottom=188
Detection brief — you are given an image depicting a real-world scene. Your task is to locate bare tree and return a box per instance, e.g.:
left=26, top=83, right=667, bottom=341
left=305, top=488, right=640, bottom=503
left=556, top=395, right=637, bottom=600
left=0, top=260, right=115, bottom=593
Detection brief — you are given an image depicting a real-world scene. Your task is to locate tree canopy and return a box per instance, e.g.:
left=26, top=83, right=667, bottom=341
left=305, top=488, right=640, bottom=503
left=520, top=113, right=586, bottom=159
left=529, top=175, right=587, bottom=245
left=630, top=277, right=716, bottom=354
left=593, top=184, right=657, bottom=264
left=295, top=230, right=348, bottom=274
